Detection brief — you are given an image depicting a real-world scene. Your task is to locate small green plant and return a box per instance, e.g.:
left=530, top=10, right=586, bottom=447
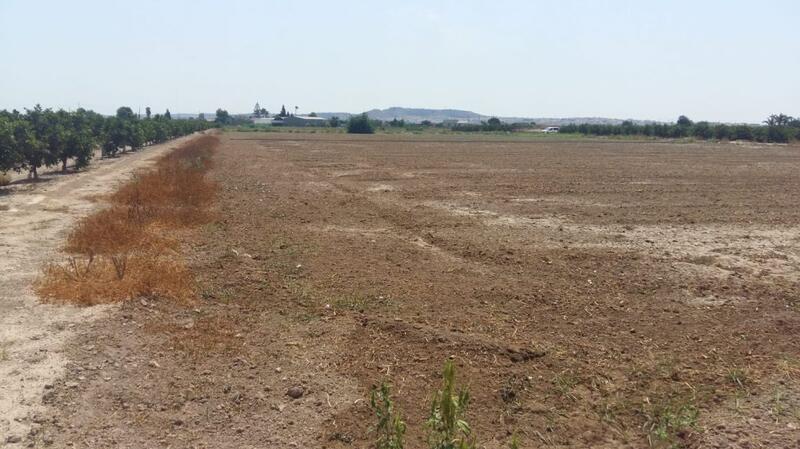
left=728, top=367, right=749, bottom=390
left=427, top=360, right=476, bottom=449
left=509, top=434, right=520, bottom=449
left=771, top=388, right=787, bottom=422
left=551, top=370, right=579, bottom=400
left=642, top=398, right=698, bottom=445
left=370, top=383, right=406, bottom=449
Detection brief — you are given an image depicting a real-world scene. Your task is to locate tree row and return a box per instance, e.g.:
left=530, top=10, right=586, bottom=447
left=559, top=114, right=800, bottom=143
left=0, top=105, right=213, bottom=179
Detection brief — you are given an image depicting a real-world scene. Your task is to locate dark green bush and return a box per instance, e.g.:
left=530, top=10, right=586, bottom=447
left=347, top=113, right=375, bottom=134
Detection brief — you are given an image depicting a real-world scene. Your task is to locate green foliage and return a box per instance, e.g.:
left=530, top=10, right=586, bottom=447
left=560, top=113, right=799, bottom=143
left=692, top=121, right=712, bottom=139
left=450, top=118, right=516, bottom=133
left=329, top=116, right=342, bottom=128
left=0, top=105, right=211, bottom=178
left=764, top=113, right=793, bottom=127
left=642, top=397, right=699, bottom=445
left=116, top=106, right=136, bottom=120
left=12, top=115, right=46, bottom=178
left=370, top=383, right=406, bottom=449
left=0, top=116, right=18, bottom=173
left=427, top=360, right=476, bottom=449
left=348, top=113, right=375, bottom=134
left=215, top=108, right=233, bottom=125
left=731, top=124, right=753, bottom=141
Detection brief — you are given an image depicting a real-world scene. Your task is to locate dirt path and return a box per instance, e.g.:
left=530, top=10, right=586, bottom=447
left=0, top=134, right=202, bottom=446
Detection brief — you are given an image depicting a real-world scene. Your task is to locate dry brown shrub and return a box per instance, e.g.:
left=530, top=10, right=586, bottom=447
left=64, top=206, right=174, bottom=256
left=37, top=135, right=220, bottom=305
left=37, top=254, right=194, bottom=306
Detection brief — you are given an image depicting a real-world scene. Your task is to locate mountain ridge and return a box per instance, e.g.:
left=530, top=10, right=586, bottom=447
left=314, top=107, right=658, bottom=126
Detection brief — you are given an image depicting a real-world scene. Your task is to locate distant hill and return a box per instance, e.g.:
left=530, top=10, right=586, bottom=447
left=315, top=107, right=657, bottom=126
left=172, top=107, right=661, bottom=126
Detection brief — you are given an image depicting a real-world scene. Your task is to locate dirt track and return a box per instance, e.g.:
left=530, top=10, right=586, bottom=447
left=0, top=135, right=201, bottom=446
left=9, top=132, right=800, bottom=448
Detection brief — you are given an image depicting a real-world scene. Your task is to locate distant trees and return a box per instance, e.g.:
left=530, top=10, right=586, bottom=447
left=0, top=105, right=212, bottom=180
left=116, top=107, right=136, bottom=120
left=347, top=113, right=375, bottom=134
left=765, top=113, right=793, bottom=127
left=253, top=103, right=269, bottom=118
left=215, top=108, right=232, bottom=125
left=279, top=105, right=288, bottom=118
left=559, top=114, right=800, bottom=143
left=450, top=117, right=514, bottom=132
left=329, top=116, right=341, bottom=128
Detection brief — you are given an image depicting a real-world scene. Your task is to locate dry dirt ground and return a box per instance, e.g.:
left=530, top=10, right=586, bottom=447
left=9, top=132, right=800, bottom=448
left=0, top=135, right=203, bottom=447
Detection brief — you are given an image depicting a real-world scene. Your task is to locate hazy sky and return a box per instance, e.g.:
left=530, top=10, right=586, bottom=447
left=1, top=0, right=798, bottom=122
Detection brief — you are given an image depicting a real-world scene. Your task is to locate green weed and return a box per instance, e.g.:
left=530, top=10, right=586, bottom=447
left=370, top=383, right=406, bottom=449
left=728, top=367, right=749, bottom=390
left=427, top=360, right=476, bottom=449
left=551, top=370, right=579, bottom=401
left=641, top=397, right=698, bottom=445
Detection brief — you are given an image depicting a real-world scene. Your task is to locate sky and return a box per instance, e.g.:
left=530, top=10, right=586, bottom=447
left=1, top=0, right=798, bottom=123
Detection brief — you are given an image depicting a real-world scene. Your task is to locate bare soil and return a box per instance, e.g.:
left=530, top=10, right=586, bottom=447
left=0, top=134, right=204, bottom=447
left=14, top=133, right=800, bottom=448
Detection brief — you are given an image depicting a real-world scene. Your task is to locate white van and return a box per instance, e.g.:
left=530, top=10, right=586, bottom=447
left=543, top=126, right=560, bottom=133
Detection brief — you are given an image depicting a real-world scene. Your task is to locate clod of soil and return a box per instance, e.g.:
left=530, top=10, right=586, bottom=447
left=286, top=386, right=305, bottom=399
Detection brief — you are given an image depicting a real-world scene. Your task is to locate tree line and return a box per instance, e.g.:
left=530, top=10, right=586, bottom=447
left=559, top=114, right=800, bottom=143
left=0, top=105, right=212, bottom=179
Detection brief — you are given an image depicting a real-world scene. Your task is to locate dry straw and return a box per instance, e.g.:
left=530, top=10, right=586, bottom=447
left=37, top=135, right=220, bottom=305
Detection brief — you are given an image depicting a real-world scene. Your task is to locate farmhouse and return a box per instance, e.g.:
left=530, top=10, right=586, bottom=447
left=273, top=115, right=328, bottom=127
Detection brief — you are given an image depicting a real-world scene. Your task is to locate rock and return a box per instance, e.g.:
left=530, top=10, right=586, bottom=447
left=6, top=435, right=22, bottom=444
left=286, top=386, right=304, bottom=399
